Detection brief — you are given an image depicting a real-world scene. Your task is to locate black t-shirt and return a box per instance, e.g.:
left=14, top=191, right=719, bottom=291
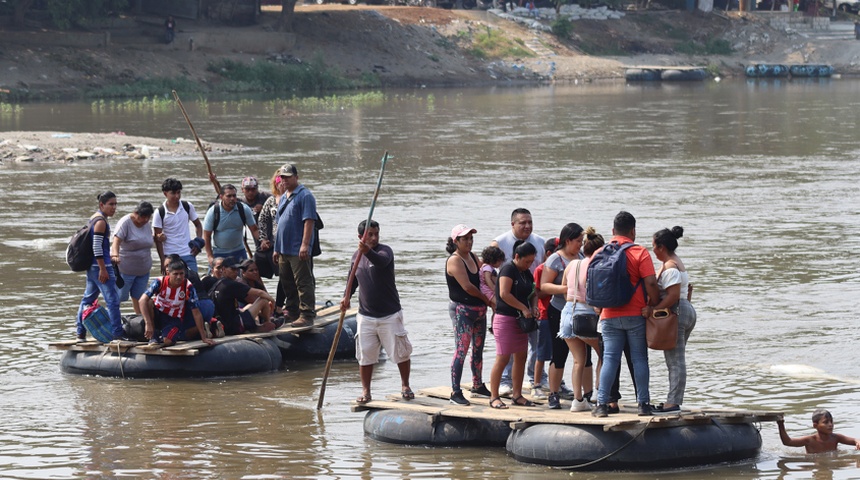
left=186, top=268, right=209, bottom=300
left=494, top=261, right=534, bottom=317
left=211, top=277, right=251, bottom=327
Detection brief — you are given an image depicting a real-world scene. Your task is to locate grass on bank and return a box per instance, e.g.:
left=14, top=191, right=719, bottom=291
left=466, top=27, right=534, bottom=60
left=84, top=56, right=380, bottom=99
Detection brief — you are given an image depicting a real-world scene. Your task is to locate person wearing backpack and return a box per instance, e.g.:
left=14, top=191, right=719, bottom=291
left=153, top=178, right=204, bottom=274
left=203, top=184, right=260, bottom=269
left=590, top=211, right=660, bottom=418
left=273, top=164, right=318, bottom=328
left=74, top=191, right=125, bottom=342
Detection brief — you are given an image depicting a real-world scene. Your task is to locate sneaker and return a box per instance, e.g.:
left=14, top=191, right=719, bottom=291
left=76, top=333, right=87, bottom=342
left=470, top=383, right=492, bottom=397
left=450, top=391, right=470, bottom=406
left=570, top=397, right=591, bottom=412
left=592, top=403, right=609, bottom=417
left=547, top=392, right=561, bottom=409
left=212, top=320, right=226, bottom=338
left=531, top=386, right=547, bottom=400
left=608, top=404, right=620, bottom=414
left=558, top=383, right=574, bottom=400
left=498, top=384, right=513, bottom=396
left=271, top=317, right=286, bottom=329
left=638, top=402, right=653, bottom=416
left=202, top=322, right=213, bottom=339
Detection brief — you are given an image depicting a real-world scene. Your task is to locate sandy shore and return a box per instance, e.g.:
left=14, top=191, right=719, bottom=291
left=0, top=131, right=243, bottom=165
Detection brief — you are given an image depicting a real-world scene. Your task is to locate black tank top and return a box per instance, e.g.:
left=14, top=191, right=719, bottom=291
left=445, top=252, right=483, bottom=306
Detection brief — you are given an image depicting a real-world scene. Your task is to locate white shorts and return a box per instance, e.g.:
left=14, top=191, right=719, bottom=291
left=355, top=310, right=413, bottom=366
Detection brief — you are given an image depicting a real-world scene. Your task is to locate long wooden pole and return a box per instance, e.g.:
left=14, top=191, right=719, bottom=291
left=317, top=151, right=389, bottom=410
left=173, top=90, right=252, bottom=258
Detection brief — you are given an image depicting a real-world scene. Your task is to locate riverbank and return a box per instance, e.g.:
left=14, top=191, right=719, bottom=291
left=0, top=131, right=242, bottom=164
left=1, top=5, right=860, bottom=100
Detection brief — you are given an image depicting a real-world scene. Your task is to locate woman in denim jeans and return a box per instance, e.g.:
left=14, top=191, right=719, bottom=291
left=75, top=192, right=124, bottom=341
left=648, top=226, right=696, bottom=413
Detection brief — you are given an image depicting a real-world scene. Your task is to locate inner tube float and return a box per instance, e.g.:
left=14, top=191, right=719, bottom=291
left=59, top=338, right=283, bottom=378
left=275, top=315, right=358, bottom=361
left=789, top=64, right=833, bottom=77
left=625, top=68, right=661, bottom=81
left=506, top=420, right=761, bottom=470
left=661, top=69, right=707, bottom=81
left=364, top=409, right=510, bottom=446
left=745, top=64, right=788, bottom=78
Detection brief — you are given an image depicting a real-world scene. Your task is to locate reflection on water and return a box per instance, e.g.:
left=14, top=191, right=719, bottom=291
left=2, top=80, right=860, bottom=478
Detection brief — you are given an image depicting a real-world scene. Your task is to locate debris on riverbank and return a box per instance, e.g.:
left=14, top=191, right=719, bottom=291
left=0, top=131, right=242, bottom=165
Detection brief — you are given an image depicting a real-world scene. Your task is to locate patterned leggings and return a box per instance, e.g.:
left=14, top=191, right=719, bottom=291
left=449, top=301, right=488, bottom=393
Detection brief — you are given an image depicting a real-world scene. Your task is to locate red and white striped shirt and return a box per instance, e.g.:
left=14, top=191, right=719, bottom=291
left=146, top=276, right=196, bottom=319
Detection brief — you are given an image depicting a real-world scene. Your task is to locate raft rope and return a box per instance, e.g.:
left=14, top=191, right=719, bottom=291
left=554, top=416, right=656, bottom=470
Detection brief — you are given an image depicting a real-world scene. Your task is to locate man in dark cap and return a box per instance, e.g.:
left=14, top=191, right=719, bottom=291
left=273, top=163, right=318, bottom=327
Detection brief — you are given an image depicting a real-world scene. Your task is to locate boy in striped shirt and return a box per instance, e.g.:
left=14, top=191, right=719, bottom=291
left=140, top=258, right=217, bottom=347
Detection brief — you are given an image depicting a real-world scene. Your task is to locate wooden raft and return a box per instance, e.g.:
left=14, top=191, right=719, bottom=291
left=627, top=65, right=706, bottom=71
left=353, top=385, right=783, bottom=432
left=48, top=305, right=355, bottom=357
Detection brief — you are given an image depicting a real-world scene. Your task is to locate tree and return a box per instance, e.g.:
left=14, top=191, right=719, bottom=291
left=278, top=0, right=299, bottom=32
left=12, top=0, right=36, bottom=27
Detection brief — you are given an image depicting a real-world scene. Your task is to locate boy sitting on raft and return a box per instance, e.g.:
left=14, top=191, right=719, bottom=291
left=140, top=258, right=217, bottom=348
left=778, top=409, right=860, bottom=453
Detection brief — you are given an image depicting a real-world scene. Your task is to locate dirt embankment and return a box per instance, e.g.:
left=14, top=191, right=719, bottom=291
left=1, top=5, right=858, bottom=99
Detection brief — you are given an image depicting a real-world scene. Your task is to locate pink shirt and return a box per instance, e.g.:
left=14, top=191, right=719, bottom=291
left=565, top=257, right=591, bottom=302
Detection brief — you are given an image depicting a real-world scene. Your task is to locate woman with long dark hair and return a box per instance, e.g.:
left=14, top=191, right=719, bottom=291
left=488, top=240, right=537, bottom=409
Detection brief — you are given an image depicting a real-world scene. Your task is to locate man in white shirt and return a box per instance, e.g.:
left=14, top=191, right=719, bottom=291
left=490, top=208, right=548, bottom=396
left=153, top=178, right=204, bottom=273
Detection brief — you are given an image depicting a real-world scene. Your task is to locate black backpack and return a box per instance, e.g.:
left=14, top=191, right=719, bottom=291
left=66, top=215, right=103, bottom=272
left=157, top=200, right=191, bottom=224
left=585, top=242, right=642, bottom=308
left=210, top=201, right=248, bottom=233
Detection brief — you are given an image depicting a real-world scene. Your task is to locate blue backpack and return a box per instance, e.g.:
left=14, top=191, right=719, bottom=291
left=585, top=242, right=642, bottom=308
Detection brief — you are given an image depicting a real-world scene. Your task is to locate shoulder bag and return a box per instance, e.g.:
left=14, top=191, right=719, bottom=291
left=646, top=308, right=678, bottom=350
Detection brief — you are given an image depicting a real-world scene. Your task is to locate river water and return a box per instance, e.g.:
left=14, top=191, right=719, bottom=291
left=2, top=79, right=860, bottom=479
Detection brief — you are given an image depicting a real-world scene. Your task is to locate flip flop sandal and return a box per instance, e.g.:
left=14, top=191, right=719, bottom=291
left=512, top=396, right=535, bottom=407
left=489, top=397, right=508, bottom=409
left=356, top=394, right=372, bottom=405
left=401, top=388, right=415, bottom=400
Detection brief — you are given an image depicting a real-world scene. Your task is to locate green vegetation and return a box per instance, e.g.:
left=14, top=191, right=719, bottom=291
left=0, top=102, right=23, bottom=116
left=675, top=38, right=732, bottom=55
left=264, top=92, right=386, bottom=111
left=89, top=97, right=174, bottom=114
left=466, top=27, right=534, bottom=60
left=208, top=56, right=368, bottom=93
left=551, top=17, right=574, bottom=39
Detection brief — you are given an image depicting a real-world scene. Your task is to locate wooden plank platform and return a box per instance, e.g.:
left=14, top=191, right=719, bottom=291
left=48, top=305, right=355, bottom=357
left=352, top=386, right=783, bottom=432
left=628, top=65, right=706, bottom=70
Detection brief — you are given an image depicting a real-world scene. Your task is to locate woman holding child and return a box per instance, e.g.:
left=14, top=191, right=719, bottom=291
left=489, top=240, right=538, bottom=409
left=648, top=226, right=696, bottom=413
left=560, top=227, right=604, bottom=412
left=445, top=224, right=492, bottom=406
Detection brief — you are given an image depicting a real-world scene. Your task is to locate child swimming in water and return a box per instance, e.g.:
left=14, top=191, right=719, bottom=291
left=778, top=409, right=860, bottom=453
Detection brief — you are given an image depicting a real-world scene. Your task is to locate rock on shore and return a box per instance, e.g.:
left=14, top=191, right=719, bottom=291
left=0, top=131, right=242, bottom=165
